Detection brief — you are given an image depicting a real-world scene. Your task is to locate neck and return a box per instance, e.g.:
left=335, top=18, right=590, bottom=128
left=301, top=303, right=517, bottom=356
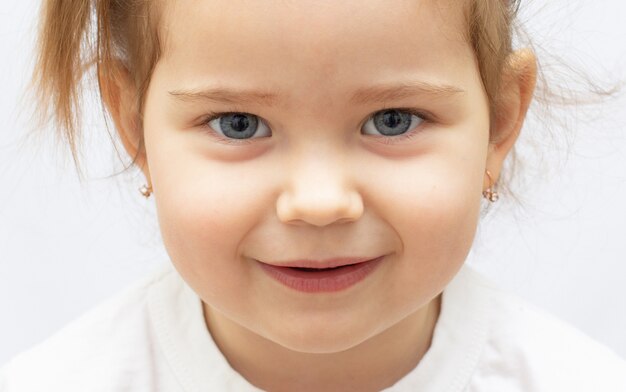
left=203, top=294, right=441, bottom=392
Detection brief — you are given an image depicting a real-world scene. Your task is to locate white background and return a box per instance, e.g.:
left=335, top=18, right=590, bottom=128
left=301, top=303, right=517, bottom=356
left=1, top=0, right=625, bottom=366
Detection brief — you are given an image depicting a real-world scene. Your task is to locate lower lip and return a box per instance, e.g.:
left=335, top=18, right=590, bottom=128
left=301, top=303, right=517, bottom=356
left=257, top=256, right=385, bottom=293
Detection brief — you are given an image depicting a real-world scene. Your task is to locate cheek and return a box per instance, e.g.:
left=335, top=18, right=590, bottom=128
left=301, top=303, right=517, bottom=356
left=365, top=150, right=484, bottom=303
left=149, top=148, right=266, bottom=291
left=410, top=174, right=481, bottom=268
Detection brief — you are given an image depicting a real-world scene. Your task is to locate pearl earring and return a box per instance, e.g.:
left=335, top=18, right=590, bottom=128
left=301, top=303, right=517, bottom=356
left=139, top=184, right=153, bottom=198
left=482, top=170, right=499, bottom=202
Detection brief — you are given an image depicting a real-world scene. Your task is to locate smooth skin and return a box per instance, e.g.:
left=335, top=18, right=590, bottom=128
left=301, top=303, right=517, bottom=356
left=101, top=0, right=537, bottom=390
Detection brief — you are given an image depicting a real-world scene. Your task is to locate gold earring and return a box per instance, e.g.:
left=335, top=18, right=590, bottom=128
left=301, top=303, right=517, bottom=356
left=139, top=184, right=153, bottom=198
left=482, top=170, right=499, bottom=202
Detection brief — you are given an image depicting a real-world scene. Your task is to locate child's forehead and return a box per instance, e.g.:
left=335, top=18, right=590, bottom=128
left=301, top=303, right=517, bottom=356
left=159, top=0, right=469, bottom=57
left=156, top=0, right=474, bottom=100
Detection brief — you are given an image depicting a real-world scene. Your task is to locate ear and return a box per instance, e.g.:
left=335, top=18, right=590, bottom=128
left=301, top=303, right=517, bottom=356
left=485, top=49, right=537, bottom=184
left=98, top=61, right=151, bottom=182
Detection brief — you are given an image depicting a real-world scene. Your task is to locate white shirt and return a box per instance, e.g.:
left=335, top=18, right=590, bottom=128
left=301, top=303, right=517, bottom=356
left=2, top=262, right=625, bottom=391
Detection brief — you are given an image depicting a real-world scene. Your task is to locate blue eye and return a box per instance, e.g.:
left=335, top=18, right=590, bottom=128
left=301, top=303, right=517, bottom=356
left=362, top=109, right=426, bottom=138
left=201, top=108, right=428, bottom=146
left=205, top=112, right=271, bottom=141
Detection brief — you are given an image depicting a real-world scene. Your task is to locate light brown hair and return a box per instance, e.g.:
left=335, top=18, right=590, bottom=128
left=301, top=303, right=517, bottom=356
left=30, top=0, right=522, bottom=173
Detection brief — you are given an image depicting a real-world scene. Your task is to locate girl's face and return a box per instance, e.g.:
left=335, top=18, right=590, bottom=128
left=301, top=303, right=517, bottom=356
left=141, top=0, right=496, bottom=353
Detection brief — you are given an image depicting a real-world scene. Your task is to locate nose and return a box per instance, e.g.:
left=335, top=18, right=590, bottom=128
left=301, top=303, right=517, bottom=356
left=276, top=148, right=364, bottom=227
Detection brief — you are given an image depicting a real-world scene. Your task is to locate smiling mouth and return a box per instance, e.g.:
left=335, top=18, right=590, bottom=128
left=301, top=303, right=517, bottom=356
left=289, top=264, right=356, bottom=272
left=256, top=256, right=385, bottom=293
left=263, top=256, right=378, bottom=269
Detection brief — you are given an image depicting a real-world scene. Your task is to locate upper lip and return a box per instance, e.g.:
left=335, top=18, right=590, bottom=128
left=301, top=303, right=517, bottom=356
left=258, top=256, right=381, bottom=269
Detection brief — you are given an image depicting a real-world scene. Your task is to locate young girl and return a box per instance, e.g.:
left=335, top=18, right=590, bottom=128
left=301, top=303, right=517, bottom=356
left=2, top=0, right=626, bottom=391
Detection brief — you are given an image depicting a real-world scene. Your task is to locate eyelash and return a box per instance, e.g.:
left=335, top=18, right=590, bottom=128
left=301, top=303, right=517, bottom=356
left=199, top=108, right=431, bottom=146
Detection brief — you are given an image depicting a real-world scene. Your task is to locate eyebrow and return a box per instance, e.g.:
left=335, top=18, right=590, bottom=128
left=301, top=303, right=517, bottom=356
left=168, top=86, right=280, bottom=106
left=351, top=81, right=465, bottom=104
left=167, top=80, right=465, bottom=106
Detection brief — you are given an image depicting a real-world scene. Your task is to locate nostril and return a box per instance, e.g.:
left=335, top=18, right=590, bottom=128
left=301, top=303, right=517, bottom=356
left=275, top=189, right=364, bottom=227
